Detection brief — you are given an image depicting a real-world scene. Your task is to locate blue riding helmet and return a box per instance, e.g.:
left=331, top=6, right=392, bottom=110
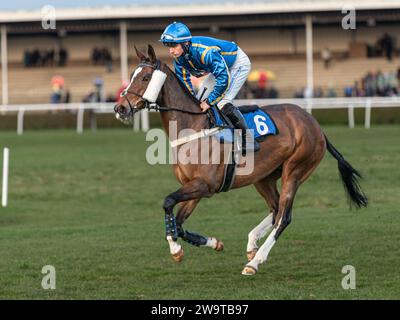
left=160, top=22, right=192, bottom=44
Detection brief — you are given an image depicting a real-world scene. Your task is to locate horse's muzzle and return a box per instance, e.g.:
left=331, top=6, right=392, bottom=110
left=114, top=104, right=137, bottom=124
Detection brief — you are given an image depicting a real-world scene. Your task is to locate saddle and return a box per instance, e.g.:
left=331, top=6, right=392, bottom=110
left=207, top=105, right=278, bottom=192
left=207, top=105, right=278, bottom=144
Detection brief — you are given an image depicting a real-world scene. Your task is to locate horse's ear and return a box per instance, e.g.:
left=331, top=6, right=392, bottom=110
left=134, top=45, right=146, bottom=62
left=148, top=45, right=157, bottom=64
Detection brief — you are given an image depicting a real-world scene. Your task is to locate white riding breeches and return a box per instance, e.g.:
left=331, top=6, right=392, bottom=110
left=195, top=47, right=251, bottom=109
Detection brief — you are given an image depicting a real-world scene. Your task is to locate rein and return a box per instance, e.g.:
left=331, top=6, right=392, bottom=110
left=120, top=93, right=208, bottom=116
left=148, top=103, right=208, bottom=115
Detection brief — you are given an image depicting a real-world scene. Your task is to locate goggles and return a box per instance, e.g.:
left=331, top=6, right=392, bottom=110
left=162, top=42, right=179, bottom=48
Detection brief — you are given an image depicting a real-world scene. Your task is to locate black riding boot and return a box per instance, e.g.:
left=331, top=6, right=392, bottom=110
left=221, top=103, right=260, bottom=155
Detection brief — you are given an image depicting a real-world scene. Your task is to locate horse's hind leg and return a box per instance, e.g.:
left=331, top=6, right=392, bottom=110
left=242, top=154, right=321, bottom=275
left=247, top=173, right=280, bottom=261
left=176, top=200, right=224, bottom=251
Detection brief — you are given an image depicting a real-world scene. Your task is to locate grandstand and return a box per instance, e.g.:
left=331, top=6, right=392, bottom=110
left=2, top=56, right=399, bottom=104
left=1, top=0, right=400, bottom=104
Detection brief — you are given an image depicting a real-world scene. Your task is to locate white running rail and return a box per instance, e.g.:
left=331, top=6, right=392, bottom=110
left=0, top=97, right=399, bottom=134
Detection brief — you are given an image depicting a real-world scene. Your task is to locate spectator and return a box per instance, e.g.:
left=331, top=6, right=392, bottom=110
left=321, top=47, right=332, bottom=69
left=50, top=84, right=62, bottom=103
left=24, top=48, right=59, bottom=67
left=91, top=47, right=101, bottom=65
left=31, top=49, right=40, bottom=66
left=47, top=49, right=55, bottom=67
left=376, top=71, right=385, bottom=96
left=58, top=47, right=68, bottom=66
left=82, top=77, right=106, bottom=103
left=252, top=72, right=269, bottom=98
left=64, top=89, right=71, bottom=103
left=265, top=82, right=279, bottom=98
left=294, top=88, right=305, bottom=98
left=378, top=33, right=394, bottom=61
left=23, top=50, right=30, bottom=67
left=39, top=49, right=48, bottom=66
left=352, top=81, right=363, bottom=97
left=344, top=86, right=353, bottom=97
left=90, top=47, right=113, bottom=71
left=102, top=48, right=113, bottom=72
left=50, top=75, right=65, bottom=103
left=326, top=86, right=337, bottom=98
left=357, top=68, right=400, bottom=98
left=363, top=72, right=376, bottom=97
left=386, top=71, right=398, bottom=96
left=314, top=87, right=324, bottom=98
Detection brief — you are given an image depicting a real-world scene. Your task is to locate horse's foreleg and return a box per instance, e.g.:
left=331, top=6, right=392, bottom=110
left=163, top=178, right=214, bottom=262
left=176, top=199, right=206, bottom=246
left=176, top=199, right=200, bottom=227
left=176, top=200, right=224, bottom=251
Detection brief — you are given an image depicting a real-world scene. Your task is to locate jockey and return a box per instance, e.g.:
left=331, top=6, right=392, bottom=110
left=160, top=21, right=259, bottom=154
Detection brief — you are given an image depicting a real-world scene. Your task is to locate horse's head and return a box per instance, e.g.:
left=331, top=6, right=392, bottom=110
left=114, top=45, right=167, bottom=124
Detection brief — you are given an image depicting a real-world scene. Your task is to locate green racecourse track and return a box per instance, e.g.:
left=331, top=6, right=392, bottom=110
left=0, top=125, right=399, bottom=299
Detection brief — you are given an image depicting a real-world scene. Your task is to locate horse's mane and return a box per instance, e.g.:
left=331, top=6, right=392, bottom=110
left=165, top=64, right=201, bottom=107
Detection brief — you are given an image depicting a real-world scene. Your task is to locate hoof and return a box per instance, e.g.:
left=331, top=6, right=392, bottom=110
left=246, top=249, right=258, bottom=262
left=215, top=240, right=224, bottom=252
left=241, top=265, right=257, bottom=276
left=171, top=248, right=184, bottom=262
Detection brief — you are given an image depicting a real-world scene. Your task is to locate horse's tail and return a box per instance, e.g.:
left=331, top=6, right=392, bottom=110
left=324, top=135, right=368, bottom=208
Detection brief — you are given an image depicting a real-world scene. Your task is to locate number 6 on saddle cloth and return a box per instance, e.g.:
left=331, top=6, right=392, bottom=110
left=209, top=105, right=278, bottom=144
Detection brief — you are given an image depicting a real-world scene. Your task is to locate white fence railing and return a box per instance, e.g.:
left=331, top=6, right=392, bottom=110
left=0, top=97, right=399, bottom=134
left=0, top=102, right=149, bottom=135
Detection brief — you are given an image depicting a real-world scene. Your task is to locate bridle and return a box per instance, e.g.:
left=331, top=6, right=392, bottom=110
left=114, top=60, right=208, bottom=120
left=116, top=61, right=159, bottom=115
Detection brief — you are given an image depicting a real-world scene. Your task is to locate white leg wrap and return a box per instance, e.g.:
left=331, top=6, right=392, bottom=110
left=205, top=237, right=217, bottom=249
left=167, top=236, right=182, bottom=255
left=247, top=219, right=281, bottom=270
left=246, top=213, right=273, bottom=252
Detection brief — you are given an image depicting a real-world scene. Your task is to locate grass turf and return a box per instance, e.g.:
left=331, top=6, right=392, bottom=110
left=0, top=125, right=399, bottom=299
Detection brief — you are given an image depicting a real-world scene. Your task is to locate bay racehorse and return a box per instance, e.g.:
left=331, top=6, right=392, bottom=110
left=114, top=45, right=368, bottom=275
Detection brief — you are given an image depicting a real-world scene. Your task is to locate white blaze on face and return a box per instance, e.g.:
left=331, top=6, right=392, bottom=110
left=121, top=67, right=143, bottom=97
left=130, top=67, right=143, bottom=84
left=121, top=66, right=167, bottom=103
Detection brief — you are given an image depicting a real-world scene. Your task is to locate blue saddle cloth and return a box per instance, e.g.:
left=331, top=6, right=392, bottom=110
left=209, top=105, right=278, bottom=143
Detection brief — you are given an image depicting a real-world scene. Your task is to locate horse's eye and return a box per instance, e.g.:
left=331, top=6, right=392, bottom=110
left=143, top=75, right=151, bottom=81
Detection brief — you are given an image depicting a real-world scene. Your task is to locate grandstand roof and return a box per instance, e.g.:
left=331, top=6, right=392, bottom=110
left=1, top=0, right=400, bottom=23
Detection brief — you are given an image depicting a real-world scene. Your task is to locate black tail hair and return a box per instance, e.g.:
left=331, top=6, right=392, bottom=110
left=325, top=135, right=368, bottom=208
